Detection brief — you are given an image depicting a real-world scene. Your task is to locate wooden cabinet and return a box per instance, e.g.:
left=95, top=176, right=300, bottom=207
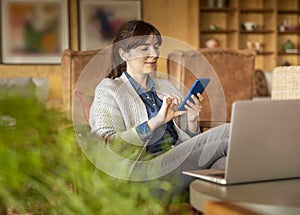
left=199, top=0, right=300, bottom=71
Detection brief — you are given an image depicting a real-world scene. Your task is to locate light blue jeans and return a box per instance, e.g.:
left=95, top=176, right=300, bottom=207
left=131, top=123, right=230, bottom=201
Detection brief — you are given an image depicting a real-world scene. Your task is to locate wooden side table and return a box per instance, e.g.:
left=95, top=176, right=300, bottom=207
left=190, top=178, right=300, bottom=215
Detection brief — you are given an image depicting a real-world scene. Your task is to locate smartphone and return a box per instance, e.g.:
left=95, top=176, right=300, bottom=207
left=178, top=78, right=210, bottom=111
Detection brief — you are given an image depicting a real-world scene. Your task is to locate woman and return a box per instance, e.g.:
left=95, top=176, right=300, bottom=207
left=89, top=20, right=229, bottom=198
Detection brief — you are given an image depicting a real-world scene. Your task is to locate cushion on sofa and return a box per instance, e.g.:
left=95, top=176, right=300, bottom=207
left=272, top=66, right=300, bottom=100
left=0, top=77, right=49, bottom=103
left=75, top=91, right=94, bottom=123
left=32, top=77, right=50, bottom=103
left=253, top=69, right=270, bottom=97
left=0, top=77, right=35, bottom=97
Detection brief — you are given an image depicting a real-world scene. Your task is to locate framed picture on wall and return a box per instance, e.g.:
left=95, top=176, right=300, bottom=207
left=79, top=0, right=142, bottom=50
left=0, top=0, right=69, bottom=64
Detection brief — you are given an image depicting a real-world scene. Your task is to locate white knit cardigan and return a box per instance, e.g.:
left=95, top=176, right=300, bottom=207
left=89, top=73, right=191, bottom=161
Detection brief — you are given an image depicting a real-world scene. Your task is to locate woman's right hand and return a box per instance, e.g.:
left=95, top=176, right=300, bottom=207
left=147, top=94, right=185, bottom=131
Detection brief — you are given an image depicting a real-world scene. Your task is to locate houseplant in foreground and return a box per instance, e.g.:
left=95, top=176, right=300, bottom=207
left=0, top=90, right=187, bottom=214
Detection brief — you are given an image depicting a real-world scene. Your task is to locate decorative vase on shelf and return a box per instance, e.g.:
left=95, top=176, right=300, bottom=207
left=216, top=0, right=225, bottom=8
left=207, top=0, right=215, bottom=8
left=283, top=39, right=295, bottom=51
left=206, top=38, right=219, bottom=48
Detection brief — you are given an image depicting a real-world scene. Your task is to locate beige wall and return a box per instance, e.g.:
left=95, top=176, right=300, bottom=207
left=0, top=0, right=198, bottom=102
left=143, top=0, right=199, bottom=47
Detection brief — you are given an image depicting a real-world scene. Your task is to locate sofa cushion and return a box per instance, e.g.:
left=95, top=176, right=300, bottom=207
left=253, top=69, right=269, bottom=97
left=272, top=66, right=300, bottom=100
left=0, top=77, right=49, bottom=103
left=0, top=77, right=35, bottom=97
left=32, top=77, right=49, bottom=103
left=75, top=91, right=94, bottom=123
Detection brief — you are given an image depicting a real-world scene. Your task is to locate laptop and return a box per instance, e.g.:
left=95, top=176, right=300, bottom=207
left=183, top=99, right=300, bottom=185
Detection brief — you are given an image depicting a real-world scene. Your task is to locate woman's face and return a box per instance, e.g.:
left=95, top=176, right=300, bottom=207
left=120, top=35, right=160, bottom=75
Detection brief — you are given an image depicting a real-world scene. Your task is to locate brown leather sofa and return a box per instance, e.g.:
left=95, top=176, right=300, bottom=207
left=167, top=48, right=256, bottom=129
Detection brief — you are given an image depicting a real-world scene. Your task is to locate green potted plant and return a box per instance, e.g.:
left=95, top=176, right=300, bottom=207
left=0, top=89, right=189, bottom=214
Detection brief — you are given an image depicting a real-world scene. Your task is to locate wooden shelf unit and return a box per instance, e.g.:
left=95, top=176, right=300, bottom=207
left=277, top=0, right=300, bottom=67
left=199, top=0, right=300, bottom=71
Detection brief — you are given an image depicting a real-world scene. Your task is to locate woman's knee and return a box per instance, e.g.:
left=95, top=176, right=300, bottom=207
left=208, top=123, right=230, bottom=140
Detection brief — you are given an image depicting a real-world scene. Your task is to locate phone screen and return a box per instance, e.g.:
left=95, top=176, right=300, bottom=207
left=178, top=78, right=210, bottom=111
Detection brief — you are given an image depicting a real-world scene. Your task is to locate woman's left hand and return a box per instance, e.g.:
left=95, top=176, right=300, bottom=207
left=185, top=93, right=204, bottom=123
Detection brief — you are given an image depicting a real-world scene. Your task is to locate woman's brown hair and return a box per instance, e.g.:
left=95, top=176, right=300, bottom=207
left=106, top=20, right=162, bottom=79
